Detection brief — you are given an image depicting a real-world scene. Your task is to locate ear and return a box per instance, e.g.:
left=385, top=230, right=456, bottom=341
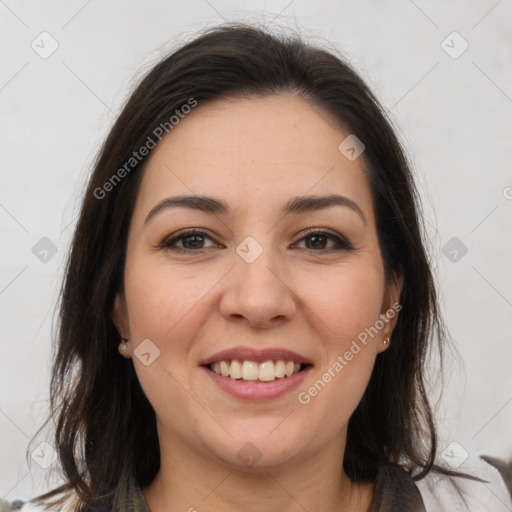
left=376, top=269, right=403, bottom=353
left=112, top=293, right=132, bottom=358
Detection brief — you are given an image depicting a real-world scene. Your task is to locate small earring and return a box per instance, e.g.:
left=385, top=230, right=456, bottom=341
left=119, top=339, right=128, bottom=351
left=383, top=337, right=390, bottom=345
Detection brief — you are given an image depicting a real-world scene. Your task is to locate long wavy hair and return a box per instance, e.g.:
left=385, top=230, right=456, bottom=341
left=28, top=22, right=469, bottom=510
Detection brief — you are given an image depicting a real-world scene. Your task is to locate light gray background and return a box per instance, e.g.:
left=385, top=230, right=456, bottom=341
left=1, top=0, right=511, bottom=501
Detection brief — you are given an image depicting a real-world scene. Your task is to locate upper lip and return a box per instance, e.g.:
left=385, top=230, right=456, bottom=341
left=199, top=346, right=314, bottom=366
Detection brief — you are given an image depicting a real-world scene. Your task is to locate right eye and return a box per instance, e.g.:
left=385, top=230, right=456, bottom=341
left=159, top=230, right=220, bottom=251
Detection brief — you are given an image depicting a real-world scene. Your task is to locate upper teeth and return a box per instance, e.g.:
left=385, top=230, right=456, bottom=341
left=209, top=360, right=302, bottom=381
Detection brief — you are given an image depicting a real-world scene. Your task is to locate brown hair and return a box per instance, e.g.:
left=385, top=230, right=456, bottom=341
left=28, top=22, right=471, bottom=510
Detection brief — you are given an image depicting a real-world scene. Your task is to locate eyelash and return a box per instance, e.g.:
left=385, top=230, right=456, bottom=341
left=159, top=228, right=354, bottom=253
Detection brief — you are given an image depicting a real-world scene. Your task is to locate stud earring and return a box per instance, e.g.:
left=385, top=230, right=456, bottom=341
left=383, top=337, right=390, bottom=346
left=119, top=339, right=128, bottom=351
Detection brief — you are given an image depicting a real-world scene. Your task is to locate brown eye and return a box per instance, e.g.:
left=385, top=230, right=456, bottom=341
left=159, top=228, right=353, bottom=253
left=293, top=230, right=353, bottom=251
left=160, top=230, right=218, bottom=251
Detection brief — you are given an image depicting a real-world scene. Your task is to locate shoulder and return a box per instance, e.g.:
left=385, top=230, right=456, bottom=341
left=0, top=492, right=78, bottom=512
left=415, top=455, right=512, bottom=512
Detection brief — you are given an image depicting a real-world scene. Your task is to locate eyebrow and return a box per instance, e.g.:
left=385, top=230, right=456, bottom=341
left=144, top=193, right=367, bottom=226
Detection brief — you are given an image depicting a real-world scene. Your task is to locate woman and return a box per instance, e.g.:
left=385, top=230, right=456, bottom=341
left=8, top=23, right=511, bottom=511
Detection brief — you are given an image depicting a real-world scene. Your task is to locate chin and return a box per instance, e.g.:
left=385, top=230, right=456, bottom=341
left=202, top=425, right=305, bottom=470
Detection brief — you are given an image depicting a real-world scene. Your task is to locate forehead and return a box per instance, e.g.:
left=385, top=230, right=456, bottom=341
left=135, top=93, right=374, bottom=221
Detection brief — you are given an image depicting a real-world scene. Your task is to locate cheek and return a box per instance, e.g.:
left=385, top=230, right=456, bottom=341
left=122, top=259, right=218, bottom=426
left=297, top=262, right=385, bottom=347
left=337, top=274, right=383, bottom=335
left=123, top=257, right=221, bottom=341
left=294, top=264, right=384, bottom=413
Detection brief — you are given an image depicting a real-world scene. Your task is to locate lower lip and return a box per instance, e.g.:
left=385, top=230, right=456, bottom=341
left=201, top=366, right=313, bottom=400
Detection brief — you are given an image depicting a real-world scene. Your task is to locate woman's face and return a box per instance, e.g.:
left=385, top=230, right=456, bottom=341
left=114, top=93, right=401, bottom=470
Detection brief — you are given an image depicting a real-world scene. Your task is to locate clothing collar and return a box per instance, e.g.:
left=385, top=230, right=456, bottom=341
left=115, top=463, right=426, bottom=512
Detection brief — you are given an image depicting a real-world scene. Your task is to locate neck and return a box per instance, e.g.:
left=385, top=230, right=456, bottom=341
left=142, top=423, right=373, bottom=512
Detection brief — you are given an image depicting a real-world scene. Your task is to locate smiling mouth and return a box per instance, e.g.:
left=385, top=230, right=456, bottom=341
left=203, top=359, right=312, bottom=382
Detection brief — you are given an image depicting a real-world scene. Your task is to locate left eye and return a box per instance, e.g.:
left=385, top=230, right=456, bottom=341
left=293, top=231, right=351, bottom=251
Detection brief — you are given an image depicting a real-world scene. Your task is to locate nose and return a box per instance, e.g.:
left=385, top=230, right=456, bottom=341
left=219, top=246, right=296, bottom=329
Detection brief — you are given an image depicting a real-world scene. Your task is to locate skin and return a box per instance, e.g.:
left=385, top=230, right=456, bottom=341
left=113, top=93, right=403, bottom=512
